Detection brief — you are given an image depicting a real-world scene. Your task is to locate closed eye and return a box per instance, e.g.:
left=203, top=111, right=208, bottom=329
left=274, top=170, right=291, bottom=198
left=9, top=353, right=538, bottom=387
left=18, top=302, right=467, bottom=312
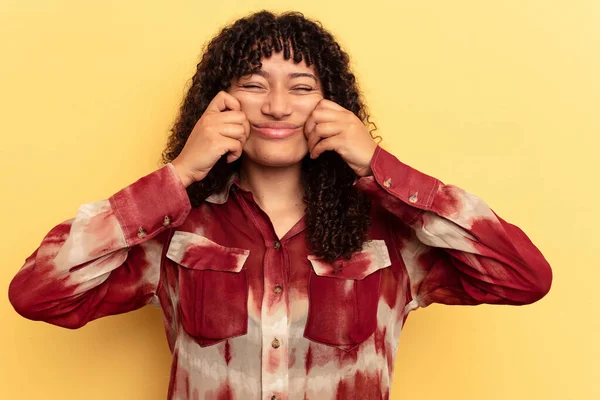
left=241, top=84, right=314, bottom=92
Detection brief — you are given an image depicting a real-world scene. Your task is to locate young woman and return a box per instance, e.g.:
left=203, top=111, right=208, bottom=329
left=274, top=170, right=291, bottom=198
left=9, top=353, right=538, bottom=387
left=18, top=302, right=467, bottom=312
left=8, top=10, right=553, bottom=400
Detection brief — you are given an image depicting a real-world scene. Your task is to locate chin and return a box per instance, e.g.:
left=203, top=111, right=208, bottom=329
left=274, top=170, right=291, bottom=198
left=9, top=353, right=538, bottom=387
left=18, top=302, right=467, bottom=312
left=245, top=147, right=307, bottom=167
left=243, top=136, right=309, bottom=167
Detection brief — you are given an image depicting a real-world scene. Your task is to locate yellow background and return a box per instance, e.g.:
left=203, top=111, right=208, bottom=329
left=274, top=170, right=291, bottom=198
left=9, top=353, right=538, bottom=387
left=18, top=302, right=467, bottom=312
left=1, top=1, right=597, bottom=399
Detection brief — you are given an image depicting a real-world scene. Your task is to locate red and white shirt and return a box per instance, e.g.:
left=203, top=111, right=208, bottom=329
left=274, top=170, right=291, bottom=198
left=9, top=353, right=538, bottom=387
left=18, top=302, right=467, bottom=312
left=8, top=145, right=553, bottom=400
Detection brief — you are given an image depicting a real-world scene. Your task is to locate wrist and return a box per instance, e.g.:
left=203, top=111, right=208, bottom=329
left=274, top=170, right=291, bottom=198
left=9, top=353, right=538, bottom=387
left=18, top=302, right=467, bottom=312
left=171, top=159, right=194, bottom=188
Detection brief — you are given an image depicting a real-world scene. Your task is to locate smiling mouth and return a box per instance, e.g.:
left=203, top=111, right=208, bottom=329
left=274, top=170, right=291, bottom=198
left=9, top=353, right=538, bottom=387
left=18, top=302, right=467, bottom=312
left=251, top=125, right=301, bottom=139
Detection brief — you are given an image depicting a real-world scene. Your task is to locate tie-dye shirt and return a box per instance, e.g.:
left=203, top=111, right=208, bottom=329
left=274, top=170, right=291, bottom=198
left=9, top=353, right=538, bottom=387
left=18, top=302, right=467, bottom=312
left=8, top=145, right=553, bottom=400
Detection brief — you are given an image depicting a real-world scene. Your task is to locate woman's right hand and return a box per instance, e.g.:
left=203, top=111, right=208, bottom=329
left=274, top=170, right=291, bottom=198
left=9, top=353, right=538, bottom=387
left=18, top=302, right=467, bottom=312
left=171, top=91, right=250, bottom=187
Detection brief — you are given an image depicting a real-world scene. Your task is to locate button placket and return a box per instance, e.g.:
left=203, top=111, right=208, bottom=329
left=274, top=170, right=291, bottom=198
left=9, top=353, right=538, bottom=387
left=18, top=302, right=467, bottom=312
left=261, top=236, right=288, bottom=395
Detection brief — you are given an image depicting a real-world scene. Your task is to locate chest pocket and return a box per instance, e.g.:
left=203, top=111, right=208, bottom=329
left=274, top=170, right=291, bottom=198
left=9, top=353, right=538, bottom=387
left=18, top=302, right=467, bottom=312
left=166, top=231, right=250, bottom=347
left=304, top=239, right=391, bottom=352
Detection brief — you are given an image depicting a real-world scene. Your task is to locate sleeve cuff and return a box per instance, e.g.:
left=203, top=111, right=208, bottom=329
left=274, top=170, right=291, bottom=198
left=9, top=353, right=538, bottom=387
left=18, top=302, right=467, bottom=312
left=108, top=163, right=192, bottom=246
left=354, top=145, right=441, bottom=225
left=370, top=145, right=440, bottom=210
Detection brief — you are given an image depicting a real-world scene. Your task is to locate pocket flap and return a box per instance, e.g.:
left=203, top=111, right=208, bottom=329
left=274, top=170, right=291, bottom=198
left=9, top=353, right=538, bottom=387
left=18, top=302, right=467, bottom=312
left=307, top=239, right=391, bottom=280
left=166, top=231, right=250, bottom=273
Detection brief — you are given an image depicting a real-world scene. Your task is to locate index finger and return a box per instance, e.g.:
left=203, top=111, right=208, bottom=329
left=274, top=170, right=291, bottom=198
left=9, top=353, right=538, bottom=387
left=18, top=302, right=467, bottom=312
left=219, top=110, right=251, bottom=138
left=304, top=108, right=338, bottom=137
left=206, top=91, right=242, bottom=113
left=315, top=98, right=346, bottom=112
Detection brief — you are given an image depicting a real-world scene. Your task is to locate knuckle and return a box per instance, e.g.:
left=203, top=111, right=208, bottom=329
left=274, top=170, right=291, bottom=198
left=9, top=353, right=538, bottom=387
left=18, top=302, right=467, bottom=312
left=205, top=124, right=216, bottom=136
left=207, top=135, right=217, bottom=147
left=201, top=115, right=212, bottom=126
left=221, top=141, right=231, bottom=153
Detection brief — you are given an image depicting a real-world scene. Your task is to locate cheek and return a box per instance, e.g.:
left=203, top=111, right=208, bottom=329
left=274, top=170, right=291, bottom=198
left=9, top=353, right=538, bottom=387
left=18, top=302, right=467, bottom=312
left=229, top=92, right=323, bottom=115
left=298, top=96, right=324, bottom=115
left=229, top=92, right=261, bottom=110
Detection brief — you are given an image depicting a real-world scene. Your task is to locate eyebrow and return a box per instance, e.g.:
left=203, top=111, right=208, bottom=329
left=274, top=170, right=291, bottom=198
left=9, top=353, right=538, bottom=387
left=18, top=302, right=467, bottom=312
left=250, top=70, right=318, bottom=83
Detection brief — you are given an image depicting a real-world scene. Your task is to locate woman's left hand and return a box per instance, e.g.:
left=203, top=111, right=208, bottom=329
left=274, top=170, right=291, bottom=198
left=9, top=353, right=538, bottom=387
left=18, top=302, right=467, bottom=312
left=304, top=99, right=378, bottom=177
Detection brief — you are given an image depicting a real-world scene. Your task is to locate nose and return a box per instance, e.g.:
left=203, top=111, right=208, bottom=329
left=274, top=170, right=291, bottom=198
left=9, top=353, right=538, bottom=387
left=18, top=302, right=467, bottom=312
left=261, top=86, right=293, bottom=119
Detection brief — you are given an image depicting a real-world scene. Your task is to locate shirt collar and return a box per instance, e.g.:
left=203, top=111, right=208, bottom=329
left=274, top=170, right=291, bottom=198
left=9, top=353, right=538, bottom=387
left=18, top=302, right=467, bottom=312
left=206, top=172, right=373, bottom=202
left=204, top=171, right=242, bottom=204
left=205, top=170, right=375, bottom=204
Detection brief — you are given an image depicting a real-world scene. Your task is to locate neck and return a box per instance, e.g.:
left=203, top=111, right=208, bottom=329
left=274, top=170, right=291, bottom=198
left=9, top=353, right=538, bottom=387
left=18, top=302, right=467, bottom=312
left=238, top=157, right=305, bottom=215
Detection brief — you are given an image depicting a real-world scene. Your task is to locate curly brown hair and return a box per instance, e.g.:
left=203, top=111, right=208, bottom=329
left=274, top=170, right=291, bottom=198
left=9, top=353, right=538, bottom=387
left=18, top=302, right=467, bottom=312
left=161, top=10, right=381, bottom=263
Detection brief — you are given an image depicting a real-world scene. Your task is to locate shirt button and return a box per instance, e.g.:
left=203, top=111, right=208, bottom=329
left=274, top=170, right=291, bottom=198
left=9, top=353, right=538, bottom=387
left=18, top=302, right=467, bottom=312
left=273, top=241, right=281, bottom=250
left=383, top=178, right=392, bottom=188
left=163, top=215, right=172, bottom=226
left=273, top=285, right=283, bottom=294
left=271, top=338, right=281, bottom=349
left=409, top=193, right=419, bottom=203
left=137, top=227, right=147, bottom=238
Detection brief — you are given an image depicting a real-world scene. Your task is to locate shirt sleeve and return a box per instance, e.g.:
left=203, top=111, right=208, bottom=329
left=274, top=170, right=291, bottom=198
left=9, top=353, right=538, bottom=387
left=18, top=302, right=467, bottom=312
left=8, top=163, right=192, bottom=328
left=354, top=145, right=553, bottom=312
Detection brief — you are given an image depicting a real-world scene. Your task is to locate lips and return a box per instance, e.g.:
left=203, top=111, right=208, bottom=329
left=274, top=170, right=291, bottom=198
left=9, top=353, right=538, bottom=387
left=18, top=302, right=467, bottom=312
left=251, top=125, right=301, bottom=139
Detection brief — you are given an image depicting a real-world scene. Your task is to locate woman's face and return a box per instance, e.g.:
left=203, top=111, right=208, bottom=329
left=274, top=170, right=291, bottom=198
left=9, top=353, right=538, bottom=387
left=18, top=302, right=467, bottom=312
left=227, top=51, right=324, bottom=167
